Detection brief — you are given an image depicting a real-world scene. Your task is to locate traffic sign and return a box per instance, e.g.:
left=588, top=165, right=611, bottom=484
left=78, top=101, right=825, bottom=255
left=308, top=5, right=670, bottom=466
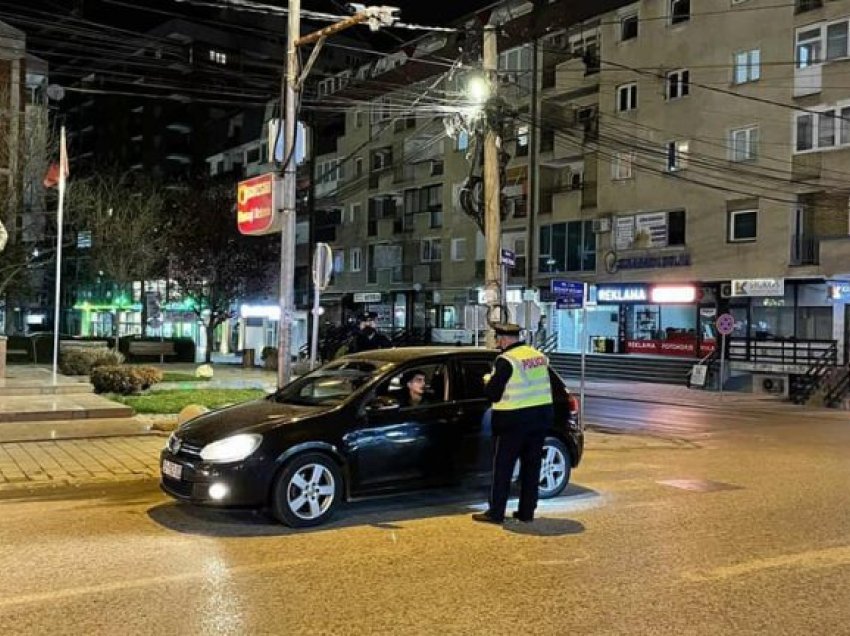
left=551, top=280, right=585, bottom=309
left=500, top=248, right=516, bottom=267
left=716, top=313, right=735, bottom=336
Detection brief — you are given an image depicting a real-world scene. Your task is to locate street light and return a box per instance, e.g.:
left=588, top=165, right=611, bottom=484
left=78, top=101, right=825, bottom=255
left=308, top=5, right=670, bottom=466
left=466, top=74, right=490, bottom=107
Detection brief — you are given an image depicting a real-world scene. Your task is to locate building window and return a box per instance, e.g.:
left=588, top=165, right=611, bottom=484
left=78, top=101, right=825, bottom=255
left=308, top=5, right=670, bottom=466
left=621, top=13, right=638, bottom=41
left=729, top=209, right=758, bottom=242
left=333, top=249, right=345, bottom=274
left=612, top=151, right=635, bottom=180
left=670, top=0, right=690, bottom=24
left=666, top=69, right=690, bottom=100
left=734, top=49, right=760, bottom=84
left=666, top=140, right=689, bottom=172
left=209, top=49, right=227, bottom=65
left=616, top=82, right=638, bottom=112
left=730, top=126, right=759, bottom=162
left=350, top=247, right=362, bottom=272
left=797, top=27, right=822, bottom=68
left=354, top=157, right=363, bottom=178
left=537, top=221, right=595, bottom=273
left=355, top=111, right=364, bottom=128
left=826, top=21, right=849, bottom=60
left=795, top=107, right=850, bottom=152
left=668, top=209, right=687, bottom=246
left=431, top=160, right=444, bottom=177
left=457, top=130, right=469, bottom=152
left=421, top=238, right=442, bottom=262
left=350, top=203, right=361, bottom=224
left=451, top=238, right=467, bottom=261
left=516, top=125, right=529, bottom=156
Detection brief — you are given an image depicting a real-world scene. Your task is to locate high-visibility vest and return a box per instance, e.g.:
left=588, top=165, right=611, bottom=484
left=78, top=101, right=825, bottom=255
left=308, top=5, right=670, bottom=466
left=492, top=345, right=553, bottom=411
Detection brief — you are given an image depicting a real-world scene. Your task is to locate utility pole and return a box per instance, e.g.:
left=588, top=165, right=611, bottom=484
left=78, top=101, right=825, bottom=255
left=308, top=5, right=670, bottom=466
left=277, top=2, right=399, bottom=389
left=277, top=0, right=301, bottom=389
left=483, top=25, right=501, bottom=347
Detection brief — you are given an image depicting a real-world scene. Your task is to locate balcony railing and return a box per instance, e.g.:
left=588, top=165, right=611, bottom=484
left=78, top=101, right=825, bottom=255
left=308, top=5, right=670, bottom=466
left=790, top=234, right=819, bottom=266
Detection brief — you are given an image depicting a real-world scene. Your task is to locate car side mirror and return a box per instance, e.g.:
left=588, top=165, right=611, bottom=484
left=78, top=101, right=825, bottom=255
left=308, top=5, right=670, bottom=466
left=366, top=396, right=400, bottom=412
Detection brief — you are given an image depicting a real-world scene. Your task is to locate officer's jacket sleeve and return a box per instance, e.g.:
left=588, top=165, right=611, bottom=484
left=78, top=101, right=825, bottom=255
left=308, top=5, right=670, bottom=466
left=484, top=357, right=513, bottom=403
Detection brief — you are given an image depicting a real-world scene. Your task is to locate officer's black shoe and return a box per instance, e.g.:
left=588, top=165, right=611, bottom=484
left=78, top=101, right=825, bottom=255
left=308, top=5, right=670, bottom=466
left=471, top=512, right=503, bottom=525
left=512, top=512, right=533, bottom=523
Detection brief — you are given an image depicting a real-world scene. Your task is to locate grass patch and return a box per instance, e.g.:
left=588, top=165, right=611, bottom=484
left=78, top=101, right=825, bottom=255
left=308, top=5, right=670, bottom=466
left=112, top=388, right=267, bottom=414
left=160, top=372, right=212, bottom=383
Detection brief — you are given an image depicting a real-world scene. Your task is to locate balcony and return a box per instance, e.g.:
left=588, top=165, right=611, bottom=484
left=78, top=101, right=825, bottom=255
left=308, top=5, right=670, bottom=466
left=795, top=0, right=823, bottom=13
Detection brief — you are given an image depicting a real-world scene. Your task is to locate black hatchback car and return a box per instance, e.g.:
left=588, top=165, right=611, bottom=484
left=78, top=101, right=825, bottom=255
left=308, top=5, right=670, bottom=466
left=160, top=347, right=584, bottom=527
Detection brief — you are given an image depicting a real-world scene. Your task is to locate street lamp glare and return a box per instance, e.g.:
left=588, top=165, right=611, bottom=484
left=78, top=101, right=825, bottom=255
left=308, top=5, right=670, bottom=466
left=467, top=76, right=490, bottom=104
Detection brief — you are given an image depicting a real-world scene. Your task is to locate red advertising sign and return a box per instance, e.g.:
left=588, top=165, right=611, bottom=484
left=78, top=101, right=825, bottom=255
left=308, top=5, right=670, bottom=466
left=237, top=173, right=279, bottom=235
left=626, top=340, right=697, bottom=357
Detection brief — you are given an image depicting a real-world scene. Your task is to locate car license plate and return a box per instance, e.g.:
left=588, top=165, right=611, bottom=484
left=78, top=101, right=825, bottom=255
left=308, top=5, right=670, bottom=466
left=162, top=459, right=183, bottom=480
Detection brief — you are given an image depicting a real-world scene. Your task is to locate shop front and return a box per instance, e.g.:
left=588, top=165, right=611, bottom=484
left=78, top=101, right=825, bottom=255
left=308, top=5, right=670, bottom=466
left=553, top=282, right=715, bottom=358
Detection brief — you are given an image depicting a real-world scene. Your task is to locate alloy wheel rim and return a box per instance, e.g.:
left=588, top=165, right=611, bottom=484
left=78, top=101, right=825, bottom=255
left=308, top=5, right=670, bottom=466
left=539, top=445, right=566, bottom=493
left=287, top=463, right=336, bottom=520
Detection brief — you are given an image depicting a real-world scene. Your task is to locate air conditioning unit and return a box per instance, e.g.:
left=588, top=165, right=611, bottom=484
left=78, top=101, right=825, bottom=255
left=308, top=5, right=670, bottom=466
left=592, top=217, right=611, bottom=233
left=753, top=374, right=789, bottom=397
left=720, top=283, right=732, bottom=298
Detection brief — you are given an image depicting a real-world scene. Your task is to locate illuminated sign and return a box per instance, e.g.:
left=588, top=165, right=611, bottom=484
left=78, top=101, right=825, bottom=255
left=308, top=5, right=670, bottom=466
left=596, top=284, right=648, bottom=304
left=237, top=173, right=280, bottom=236
left=731, top=278, right=784, bottom=297
left=240, top=304, right=280, bottom=320
left=650, top=285, right=697, bottom=304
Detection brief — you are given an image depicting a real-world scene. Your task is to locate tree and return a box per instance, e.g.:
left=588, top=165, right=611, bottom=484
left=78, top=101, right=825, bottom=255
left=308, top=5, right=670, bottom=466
left=66, top=173, right=166, bottom=342
left=0, top=79, right=55, bottom=333
left=166, top=179, right=278, bottom=362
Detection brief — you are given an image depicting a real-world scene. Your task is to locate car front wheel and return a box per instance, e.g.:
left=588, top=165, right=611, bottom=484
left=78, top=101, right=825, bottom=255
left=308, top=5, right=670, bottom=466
left=271, top=453, right=343, bottom=527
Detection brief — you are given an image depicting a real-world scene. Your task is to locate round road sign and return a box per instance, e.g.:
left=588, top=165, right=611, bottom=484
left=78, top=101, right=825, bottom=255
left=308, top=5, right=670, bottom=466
left=716, top=313, right=735, bottom=336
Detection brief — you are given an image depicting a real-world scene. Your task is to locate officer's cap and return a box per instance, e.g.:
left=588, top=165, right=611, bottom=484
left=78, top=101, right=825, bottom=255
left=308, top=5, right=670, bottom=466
left=358, top=312, right=375, bottom=322
left=493, top=322, right=521, bottom=336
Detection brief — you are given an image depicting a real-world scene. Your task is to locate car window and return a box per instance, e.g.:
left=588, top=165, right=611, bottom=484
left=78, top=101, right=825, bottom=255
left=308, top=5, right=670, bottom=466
left=273, top=360, right=389, bottom=405
left=458, top=359, right=494, bottom=400
left=376, top=363, right=448, bottom=407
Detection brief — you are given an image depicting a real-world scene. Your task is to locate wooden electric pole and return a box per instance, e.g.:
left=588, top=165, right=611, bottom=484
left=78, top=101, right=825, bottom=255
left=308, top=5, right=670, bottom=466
left=483, top=25, right=501, bottom=347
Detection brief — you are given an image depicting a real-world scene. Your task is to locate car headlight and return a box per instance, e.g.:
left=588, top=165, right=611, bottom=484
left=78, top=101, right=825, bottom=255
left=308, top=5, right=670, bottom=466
left=199, top=434, right=262, bottom=463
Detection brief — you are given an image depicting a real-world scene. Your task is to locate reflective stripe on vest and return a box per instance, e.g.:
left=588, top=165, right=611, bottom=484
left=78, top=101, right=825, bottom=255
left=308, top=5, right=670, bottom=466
left=492, top=345, right=553, bottom=411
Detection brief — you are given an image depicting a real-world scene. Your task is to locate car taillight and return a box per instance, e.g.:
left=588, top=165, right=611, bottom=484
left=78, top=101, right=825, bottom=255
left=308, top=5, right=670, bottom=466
left=567, top=395, right=579, bottom=414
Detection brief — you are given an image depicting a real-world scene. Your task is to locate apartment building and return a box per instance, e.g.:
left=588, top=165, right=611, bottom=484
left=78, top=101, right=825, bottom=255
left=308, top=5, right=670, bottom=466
left=538, top=0, right=850, bottom=391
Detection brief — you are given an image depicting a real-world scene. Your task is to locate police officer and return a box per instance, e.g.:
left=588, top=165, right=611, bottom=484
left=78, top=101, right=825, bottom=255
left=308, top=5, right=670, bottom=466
left=472, top=322, right=554, bottom=525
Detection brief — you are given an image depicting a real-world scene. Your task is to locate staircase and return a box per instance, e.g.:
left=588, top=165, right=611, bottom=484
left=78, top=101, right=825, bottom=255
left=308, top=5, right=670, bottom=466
left=789, top=343, right=837, bottom=405
left=549, top=353, right=696, bottom=385
left=820, top=366, right=850, bottom=408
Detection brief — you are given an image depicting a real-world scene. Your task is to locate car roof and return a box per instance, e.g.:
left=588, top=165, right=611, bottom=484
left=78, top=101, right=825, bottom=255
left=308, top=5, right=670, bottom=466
left=344, top=346, right=498, bottom=363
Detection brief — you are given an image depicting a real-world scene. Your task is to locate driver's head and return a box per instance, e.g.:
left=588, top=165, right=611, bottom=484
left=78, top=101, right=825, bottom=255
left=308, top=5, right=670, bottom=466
left=401, top=368, right=427, bottom=398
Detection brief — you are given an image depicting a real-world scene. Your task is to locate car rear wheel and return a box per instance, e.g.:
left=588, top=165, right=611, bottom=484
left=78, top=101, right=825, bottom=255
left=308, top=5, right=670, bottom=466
left=538, top=437, right=571, bottom=498
left=512, top=437, right=571, bottom=499
left=271, top=453, right=343, bottom=527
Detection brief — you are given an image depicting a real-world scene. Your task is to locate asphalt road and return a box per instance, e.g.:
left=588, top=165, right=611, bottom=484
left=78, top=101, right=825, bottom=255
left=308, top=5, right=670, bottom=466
left=1, top=402, right=849, bottom=635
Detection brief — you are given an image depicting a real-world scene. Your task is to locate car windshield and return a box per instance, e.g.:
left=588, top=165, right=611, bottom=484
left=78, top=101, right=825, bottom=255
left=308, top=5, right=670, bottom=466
left=271, top=360, right=391, bottom=406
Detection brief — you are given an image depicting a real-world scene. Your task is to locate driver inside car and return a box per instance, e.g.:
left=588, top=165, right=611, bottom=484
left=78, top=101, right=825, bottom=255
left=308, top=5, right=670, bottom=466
left=398, top=368, right=431, bottom=408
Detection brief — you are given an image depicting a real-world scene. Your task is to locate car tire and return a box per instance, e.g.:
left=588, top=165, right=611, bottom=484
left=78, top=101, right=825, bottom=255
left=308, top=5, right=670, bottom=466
left=538, top=437, right=571, bottom=499
left=271, top=453, right=343, bottom=528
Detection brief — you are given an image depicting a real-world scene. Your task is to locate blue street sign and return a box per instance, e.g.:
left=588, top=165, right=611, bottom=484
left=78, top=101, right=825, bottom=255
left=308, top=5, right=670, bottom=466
left=500, top=248, right=516, bottom=267
left=551, top=280, right=585, bottom=309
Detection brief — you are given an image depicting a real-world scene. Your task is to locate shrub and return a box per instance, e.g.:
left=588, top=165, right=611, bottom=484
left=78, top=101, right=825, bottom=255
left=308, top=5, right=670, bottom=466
left=90, top=365, right=144, bottom=395
left=133, top=366, right=164, bottom=390
left=261, top=346, right=278, bottom=371
left=59, top=348, right=124, bottom=376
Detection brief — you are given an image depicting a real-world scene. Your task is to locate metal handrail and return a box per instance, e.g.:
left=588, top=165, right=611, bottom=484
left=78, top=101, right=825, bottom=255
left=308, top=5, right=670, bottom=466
left=792, top=343, right=838, bottom=403
left=823, top=366, right=850, bottom=407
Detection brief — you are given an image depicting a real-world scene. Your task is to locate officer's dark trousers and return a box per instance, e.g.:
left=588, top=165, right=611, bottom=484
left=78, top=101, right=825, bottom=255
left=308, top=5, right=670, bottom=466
left=488, top=427, right=546, bottom=521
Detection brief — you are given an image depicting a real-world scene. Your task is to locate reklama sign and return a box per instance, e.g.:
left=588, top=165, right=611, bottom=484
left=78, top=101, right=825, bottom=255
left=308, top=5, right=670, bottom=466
left=237, top=173, right=279, bottom=235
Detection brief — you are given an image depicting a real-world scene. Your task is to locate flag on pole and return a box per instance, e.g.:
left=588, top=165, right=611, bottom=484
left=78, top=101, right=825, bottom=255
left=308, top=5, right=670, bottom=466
left=43, top=132, right=69, bottom=189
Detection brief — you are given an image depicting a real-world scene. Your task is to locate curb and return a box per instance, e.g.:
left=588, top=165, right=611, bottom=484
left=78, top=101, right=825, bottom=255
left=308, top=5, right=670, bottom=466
left=0, top=472, right=159, bottom=499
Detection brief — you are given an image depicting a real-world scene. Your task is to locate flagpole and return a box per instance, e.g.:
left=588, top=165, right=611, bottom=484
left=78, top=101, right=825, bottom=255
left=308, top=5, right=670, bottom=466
left=51, top=126, right=67, bottom=385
